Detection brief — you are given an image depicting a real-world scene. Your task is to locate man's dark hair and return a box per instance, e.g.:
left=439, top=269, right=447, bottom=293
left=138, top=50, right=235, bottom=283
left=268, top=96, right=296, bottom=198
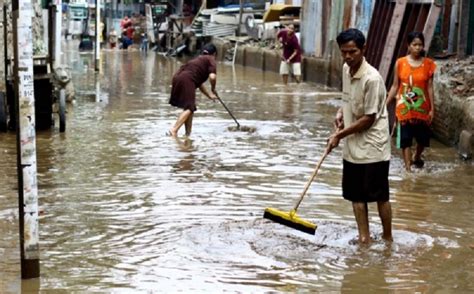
left=336, top=28, right=366, bottom=49
left=201, top=43, right=217, bottom=55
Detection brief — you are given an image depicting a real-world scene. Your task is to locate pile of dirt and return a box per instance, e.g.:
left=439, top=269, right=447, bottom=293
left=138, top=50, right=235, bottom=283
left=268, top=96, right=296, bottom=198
left=434, top=56, right=474, bottom=149
left=438, top=56, right=474, bottom=96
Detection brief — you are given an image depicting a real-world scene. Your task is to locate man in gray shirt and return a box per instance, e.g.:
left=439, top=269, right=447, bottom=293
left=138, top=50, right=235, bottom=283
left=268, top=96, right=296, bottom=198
left=327, top=28, right=392, bottom=245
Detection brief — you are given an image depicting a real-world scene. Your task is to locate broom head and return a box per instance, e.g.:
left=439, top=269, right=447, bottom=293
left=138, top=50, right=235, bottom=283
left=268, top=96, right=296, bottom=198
left=227, top=125, right=256, bottom=133
left=263, top=207, right=317, bottom=235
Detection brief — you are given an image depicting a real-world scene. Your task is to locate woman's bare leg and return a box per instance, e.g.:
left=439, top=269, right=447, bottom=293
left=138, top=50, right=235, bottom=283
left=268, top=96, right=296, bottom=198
left=184, top=112, right=194, bottom=137
left=414, top=144, right=424, bottom=162
left=402, top=147, right=412, bottom=172
left=170, top=109, right=192, bottom=137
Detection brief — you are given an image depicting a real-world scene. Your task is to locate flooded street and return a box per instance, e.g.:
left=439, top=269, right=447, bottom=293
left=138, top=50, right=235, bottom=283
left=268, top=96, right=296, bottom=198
left=1, top=43, right=473, bottom=292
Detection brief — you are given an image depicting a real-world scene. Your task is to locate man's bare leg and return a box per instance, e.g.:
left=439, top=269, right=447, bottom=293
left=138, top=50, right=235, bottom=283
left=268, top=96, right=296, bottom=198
left=377, top=201, right=393, bottom=242
left=402, top=147, right=412, bottom=172
left=295, top=75, right=301, bottom=84
left=170, top=109, right=192, bottom=137
left=184, top=112, right=194, bottom=137
left=282, top=74, right=289, bottom=85
left=352, top=202, right=370, bottom=244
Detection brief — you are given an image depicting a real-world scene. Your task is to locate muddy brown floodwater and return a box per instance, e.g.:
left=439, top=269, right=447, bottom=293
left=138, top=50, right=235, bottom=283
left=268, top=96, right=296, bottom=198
left=1, top=42, right=473, bottom=292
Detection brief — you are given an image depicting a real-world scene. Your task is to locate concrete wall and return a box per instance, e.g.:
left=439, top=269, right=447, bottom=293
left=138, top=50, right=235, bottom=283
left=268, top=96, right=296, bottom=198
left=263, top=49, right=280, bottom=73
left=302, top=57, right=329, bottom=85
left=243, top=46, right=264, bottom=70
left=214, top=39, right=339, bottom=89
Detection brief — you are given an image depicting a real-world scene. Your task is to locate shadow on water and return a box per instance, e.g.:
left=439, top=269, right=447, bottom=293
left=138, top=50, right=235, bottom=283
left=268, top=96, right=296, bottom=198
left=0, top=41, right=473, bottom=292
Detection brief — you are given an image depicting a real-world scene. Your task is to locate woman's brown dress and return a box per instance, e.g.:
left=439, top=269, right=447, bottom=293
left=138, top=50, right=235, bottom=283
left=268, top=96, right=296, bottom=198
left=169, top=55, right=217, bottom=112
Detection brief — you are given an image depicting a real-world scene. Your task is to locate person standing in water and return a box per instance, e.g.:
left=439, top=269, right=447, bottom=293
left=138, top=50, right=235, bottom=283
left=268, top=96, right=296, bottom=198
left=328, top=28, right=392, bottom=244
left=168, top=43, right=218, bottom=137
left=386, top=32, right=436, bottom=172
left=277, top=24, right=302, bottom=84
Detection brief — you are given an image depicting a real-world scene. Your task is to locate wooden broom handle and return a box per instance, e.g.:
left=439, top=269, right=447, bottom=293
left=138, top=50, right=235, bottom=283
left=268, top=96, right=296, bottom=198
left=216, top=95, right=240, bottom=129
left=293, top=147, right=330, bottom=212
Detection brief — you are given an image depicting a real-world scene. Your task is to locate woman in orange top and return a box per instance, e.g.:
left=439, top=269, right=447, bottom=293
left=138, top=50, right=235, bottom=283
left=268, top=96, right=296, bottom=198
left=387, top=32, right=436, bottom=172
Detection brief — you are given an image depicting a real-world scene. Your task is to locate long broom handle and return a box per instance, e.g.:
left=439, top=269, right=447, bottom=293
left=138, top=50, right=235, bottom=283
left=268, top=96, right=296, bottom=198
left=216, top=95, right=240, bottom=128
left=293, top=147, right=330, bottom=212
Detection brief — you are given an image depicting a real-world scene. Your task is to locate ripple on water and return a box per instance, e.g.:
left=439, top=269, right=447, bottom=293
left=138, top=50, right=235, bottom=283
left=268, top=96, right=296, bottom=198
left=145, top=218, right=456, bottom=291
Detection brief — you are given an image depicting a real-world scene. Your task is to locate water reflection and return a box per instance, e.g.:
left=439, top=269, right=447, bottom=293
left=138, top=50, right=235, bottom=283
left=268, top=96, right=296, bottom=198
left=173, top=137, right=196, bottom=173
left=0, top=43, right=473, bottom=292
left=340, top=264, right=390, bottom=292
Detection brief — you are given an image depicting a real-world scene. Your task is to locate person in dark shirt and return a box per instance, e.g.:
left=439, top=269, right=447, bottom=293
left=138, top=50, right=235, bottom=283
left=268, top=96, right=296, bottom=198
left=120, top=31, right=132, bottom=50
left=78, top=33, right=93, bottom=51
left=168, top=43, right=218, bottom=137
left=277, top=24, right=302, bottom=84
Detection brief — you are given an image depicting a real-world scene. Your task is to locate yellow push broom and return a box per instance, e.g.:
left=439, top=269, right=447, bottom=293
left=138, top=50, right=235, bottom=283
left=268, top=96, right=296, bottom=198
left=263, top=147, right=330, bottom=235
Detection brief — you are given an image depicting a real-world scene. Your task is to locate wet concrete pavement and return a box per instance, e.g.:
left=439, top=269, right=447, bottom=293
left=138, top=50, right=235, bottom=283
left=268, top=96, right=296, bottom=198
left=0, top=43, right=473, bottom=292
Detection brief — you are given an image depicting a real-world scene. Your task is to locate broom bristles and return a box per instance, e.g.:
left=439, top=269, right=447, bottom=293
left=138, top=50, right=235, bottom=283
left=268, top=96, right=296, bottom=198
left=263, top=207, right=317, bottom=235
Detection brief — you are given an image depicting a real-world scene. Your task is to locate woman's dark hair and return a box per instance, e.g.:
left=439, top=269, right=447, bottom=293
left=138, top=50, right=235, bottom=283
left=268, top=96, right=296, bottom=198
left=201, top=43, right=217, bottom=55
left=407, top=31, right=426, bottom=56
left=336, top=28, right=366, bottom=49
left=407, top=31, right=425, bottom=45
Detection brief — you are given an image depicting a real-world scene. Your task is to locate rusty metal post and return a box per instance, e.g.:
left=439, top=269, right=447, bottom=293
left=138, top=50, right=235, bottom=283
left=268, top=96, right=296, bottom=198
left=422, top=1, right=442, bottom=54
left=3, top=4, right=8, bottom=86
left=378, top=0, right=407, bottom=82
left=448, top=0, right=459, bottom=53
left=12, top=0, right=40, bottom=279
left=457, top=0, right=470, bottom=57
left=95, top=0, right=100, bottom=71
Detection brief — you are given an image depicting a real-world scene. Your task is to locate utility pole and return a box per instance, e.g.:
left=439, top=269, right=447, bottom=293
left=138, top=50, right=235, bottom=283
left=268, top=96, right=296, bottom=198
left=12, top=0, right=40, bottom=279
left=237, top=0, right=243, bottom=36
left=95, top=0, right=100, bottom=71
left=54, top=0, right=62, bottom=67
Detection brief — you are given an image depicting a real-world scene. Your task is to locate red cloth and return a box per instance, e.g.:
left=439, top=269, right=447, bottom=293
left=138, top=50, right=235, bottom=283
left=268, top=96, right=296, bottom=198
left=120, top=18, right=131, bottom=29
left=277, top=30, right=301, bottom=63
left=126, top=26, right=134, bottom=39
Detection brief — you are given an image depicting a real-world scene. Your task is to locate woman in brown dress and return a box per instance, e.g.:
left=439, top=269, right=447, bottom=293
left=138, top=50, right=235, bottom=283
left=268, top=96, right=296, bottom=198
left=168, top=43, right=218, bottom=137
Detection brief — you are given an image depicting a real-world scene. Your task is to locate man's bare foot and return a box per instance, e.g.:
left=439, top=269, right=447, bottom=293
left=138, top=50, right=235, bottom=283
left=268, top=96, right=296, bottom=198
left=359, top=236, right=371, bottom=245
left=382, top=234, right=393, bottom=242
left=349, top=236, right=373, bottom=245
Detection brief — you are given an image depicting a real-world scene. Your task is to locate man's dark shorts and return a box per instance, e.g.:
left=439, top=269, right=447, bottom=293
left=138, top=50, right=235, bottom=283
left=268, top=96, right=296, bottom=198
left=397, top=122, right=431, bottom=149
left=342, top=160, right=390, bottom=203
